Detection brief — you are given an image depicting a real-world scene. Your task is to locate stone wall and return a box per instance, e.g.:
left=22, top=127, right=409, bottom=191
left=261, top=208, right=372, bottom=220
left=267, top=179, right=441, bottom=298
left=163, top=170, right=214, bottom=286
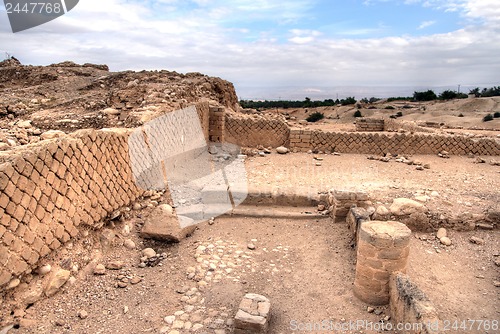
left=389, top=272, right=441, bottom=333
left=224, top=112, right=290, bottom=148
left=289, top=129, right=500, bottom=155
left=0, top=129, right=145, bottom=288
left=209, top=106, right=225, bottom=143
left=356, top=118, right=385, bottom=132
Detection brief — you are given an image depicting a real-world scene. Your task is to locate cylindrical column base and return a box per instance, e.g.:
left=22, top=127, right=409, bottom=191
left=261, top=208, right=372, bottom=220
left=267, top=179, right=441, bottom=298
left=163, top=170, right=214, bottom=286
left=353, top=220, right=411, bottom=305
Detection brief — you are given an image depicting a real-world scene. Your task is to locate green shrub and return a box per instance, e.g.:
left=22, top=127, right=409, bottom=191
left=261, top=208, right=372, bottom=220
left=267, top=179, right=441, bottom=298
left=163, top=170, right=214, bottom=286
left=306, top=112, right=324, bottom=122
left=483, top=114, right=494, bottom=122
left=384, top=106, right=395, bottom=110
left=353, top=110, right=363, bottom=118
left=494, top=112, right=500, bottom=118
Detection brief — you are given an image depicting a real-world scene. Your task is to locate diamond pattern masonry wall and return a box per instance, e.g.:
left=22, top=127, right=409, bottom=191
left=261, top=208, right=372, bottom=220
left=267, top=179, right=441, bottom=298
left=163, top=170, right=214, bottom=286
left=225, top=112, right=290, bottom=148
left=290, top=129, right=500, bottom=155
left=0, top=128, right=144, bottom=288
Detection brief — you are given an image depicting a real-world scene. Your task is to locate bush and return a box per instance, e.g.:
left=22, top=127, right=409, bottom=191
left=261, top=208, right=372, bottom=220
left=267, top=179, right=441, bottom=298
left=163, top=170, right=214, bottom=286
left=353, top=110, right=363, bottom=118
left=396, top=111, right=403, bottom=117
left=384, top=106, right=395, bottom=110
left=306, top=112, right=324, bottom=122
left=413, top=90, right=437, bottom=101
left=458, top=113, right=464, bottom=117
left=494, top=112, right=500, bottom=118
left=483, top=114, right=494, bottom=122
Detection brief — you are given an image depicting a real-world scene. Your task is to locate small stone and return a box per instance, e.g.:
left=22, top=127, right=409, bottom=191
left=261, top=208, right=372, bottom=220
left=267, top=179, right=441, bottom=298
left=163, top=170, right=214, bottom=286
left=383, top=315, right=391, bottom=321
left=38, top=264, right=52, bottom=275
left=45, top=269, right=71, bottom=297
left=124, top=239, right=136, bottom=250
left=106, top=261, right=125, bottom=270
left=172, top=320, right=184, bottom=329
left=436, top=228, right=447, bottom=239
left=247, top=243, right=256, bottom=250
left=469, top=236, right=484, bottom=245
left=276, top=146, right=288, bottom=154
left=493, top=281, right=500, bottom=287
left=7, top=279, right=20, bottom=290
left=367, top=306, right=375, bottom=313
left=374, top=309, right=383, bottom=315
left=117, top=281, right=128, bottom=288
left=77, top=310, right=88, bottom=319
left=142, top=248, right=157, bottom=259
left=132, top=202, right=142, bottom=210
left=130, top=277, right=142, bottom=285
left=440, top=237, right=452, bottom=246
left=123, top=306, right=129, bottom=314
left=317, top=204, right=325, bottom=211
left=192, top=324, right=203, bottom=331
left=164, top=315, right=175, bottom=324
left=415, top=166, right=424, bottom=171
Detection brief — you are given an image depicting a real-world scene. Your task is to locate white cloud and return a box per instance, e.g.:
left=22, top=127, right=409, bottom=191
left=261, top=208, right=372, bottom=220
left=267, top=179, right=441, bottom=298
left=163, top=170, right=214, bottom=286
left=0, top=0, right=499, bottom=99
left=418, top=20, right=436, bottom=29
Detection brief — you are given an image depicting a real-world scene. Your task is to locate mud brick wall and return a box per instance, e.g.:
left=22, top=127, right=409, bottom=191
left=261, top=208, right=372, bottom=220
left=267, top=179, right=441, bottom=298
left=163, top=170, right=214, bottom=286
left=290, top=129, right=500, bottom=155
left=224, top=113, right=290, bottom=148
left=389, top=272, right=441, bottom=333
left=209, top=106, right=225, bottom=143
left=0, top=129, right=143, bottom=288
left=356, top=118, right=385, bottom=132
left=328, top=190, right=371, bottom=221
left=196, top=102, right=210, bottom=142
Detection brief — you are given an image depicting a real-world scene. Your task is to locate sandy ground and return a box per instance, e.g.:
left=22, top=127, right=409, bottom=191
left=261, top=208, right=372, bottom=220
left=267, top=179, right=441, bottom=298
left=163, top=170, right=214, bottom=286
left=1, top=152, right=499, bottom=334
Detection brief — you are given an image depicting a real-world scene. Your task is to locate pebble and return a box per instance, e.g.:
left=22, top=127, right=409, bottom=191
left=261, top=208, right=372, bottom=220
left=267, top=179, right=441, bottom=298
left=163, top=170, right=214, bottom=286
left=77, top=310, right=88, bottom=319
left=142, top=248, right=157, bottom=259
left=469, top=236, right=484, bottom=245
left=247, top=243, right=256, bottom=250
left=106, top=261, right=125, bottom=270
left=38, top=264, right=52, bottom=275
left=164, top=315, right=175, bottom=324
left=436, top=228, right=447, bottom=239
left=124, top=239, right=136, bottom=249
left=440, top=237, right=452, bottom=246
left=367, top=306, right=375, bottom=313
left=93, top=264, right=106, bottom=275
left=374, top=309, right=383, bottom=315
left=7, top=279, right=20, bottom=290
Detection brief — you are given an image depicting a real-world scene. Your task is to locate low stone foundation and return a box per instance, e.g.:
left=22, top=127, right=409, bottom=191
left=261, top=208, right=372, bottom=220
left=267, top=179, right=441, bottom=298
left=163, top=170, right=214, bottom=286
left=389, top=272, right=441, bottom=333
left=356, top=118, right=385, bottom=132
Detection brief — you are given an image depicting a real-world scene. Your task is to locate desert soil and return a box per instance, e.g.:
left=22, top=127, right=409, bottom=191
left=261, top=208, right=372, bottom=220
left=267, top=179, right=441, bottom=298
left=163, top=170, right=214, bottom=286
left=2, top=153, right=498, bottom=334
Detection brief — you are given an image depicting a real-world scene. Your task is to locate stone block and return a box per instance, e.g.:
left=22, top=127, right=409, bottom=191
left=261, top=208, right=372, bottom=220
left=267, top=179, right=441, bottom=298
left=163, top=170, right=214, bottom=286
left=234, top=293, right=271, bottom=333
left=140, top=204, right=196, bottom=242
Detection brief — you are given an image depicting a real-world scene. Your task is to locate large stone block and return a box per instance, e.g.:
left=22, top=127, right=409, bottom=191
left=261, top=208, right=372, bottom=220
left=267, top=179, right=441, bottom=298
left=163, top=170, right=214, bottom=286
left=140, top=204, right=196, bottom=242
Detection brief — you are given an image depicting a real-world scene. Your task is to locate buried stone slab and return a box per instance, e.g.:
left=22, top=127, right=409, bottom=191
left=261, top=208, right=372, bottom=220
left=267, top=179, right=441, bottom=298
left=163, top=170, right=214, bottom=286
left=140, top=204, right=196, bottom=242
left=234, top=293, right=271, bottom=333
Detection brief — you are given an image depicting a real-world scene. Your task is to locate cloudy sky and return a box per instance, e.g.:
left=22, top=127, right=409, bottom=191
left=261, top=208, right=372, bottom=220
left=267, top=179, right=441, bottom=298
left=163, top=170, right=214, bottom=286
left=1, top=0, right=499, bottom=99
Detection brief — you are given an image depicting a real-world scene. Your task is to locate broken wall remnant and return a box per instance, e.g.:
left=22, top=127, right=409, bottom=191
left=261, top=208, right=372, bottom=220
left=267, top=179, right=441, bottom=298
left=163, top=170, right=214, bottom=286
left=353, top=220, right=411, bottom=305
left=389, top=272, right=441, bottom=334
left=355, top=118, right=385, bottom=132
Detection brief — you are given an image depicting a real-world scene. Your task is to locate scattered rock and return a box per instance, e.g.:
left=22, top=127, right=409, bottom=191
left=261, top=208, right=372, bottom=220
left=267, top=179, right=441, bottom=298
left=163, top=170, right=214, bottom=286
left=45, top=269, right=71, bottom=297
left=374, top=309, right=383, bottom=315
left=317, top=204, right=325, bottom=211
left=493, top=281, right=500, bottom=287
left=77, top=310, right=88, bottom=319
left=37, top=264, right=52, bottom=275
left=367, top=306, right=375, bottom=313
left=93, top=264, right=106, bottom=275
left=436, top=228, right=447, bottom=239
left=469, top=236, right=484, bottom=245
left=40, top=130, right=65, bottom=140
left=142, top=248, right=157, bottom=259
left=276, top=146, right=288, bottom=154
left=247, top=243, right=256, bottom=250
left=106, top=261, right=125, bottom=270
left=7, top=278, right=20, bottom=290
left=124, top=239, right=136, bottom=250
left=440, top=237, right=452, bottom=246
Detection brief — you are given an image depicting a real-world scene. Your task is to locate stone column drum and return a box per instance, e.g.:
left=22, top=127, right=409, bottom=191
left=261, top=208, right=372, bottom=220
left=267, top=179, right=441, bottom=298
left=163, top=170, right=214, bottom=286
left=353, top=220, right=412, bottom=305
